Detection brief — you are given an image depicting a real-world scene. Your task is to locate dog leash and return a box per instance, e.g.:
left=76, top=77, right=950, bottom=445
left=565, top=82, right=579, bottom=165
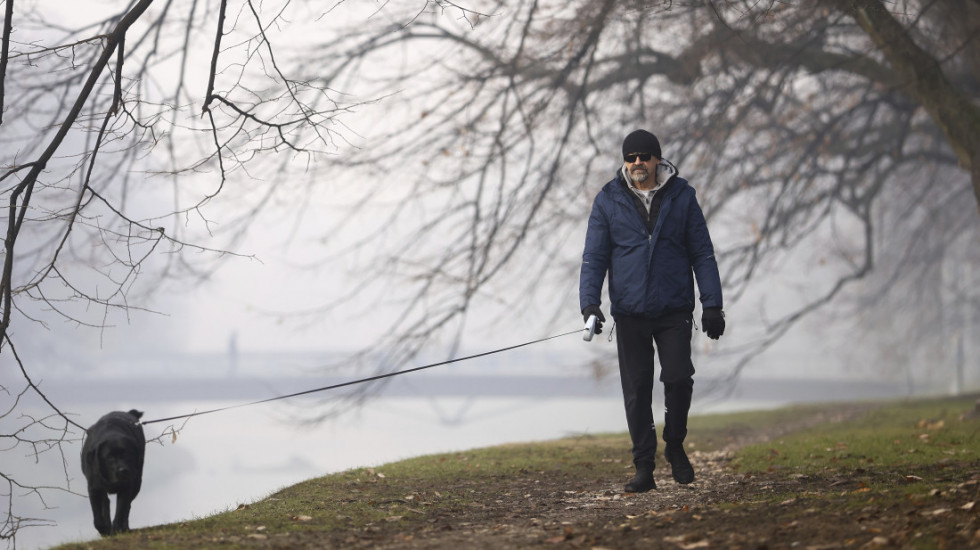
left=140, top=328, right=584, bottom=426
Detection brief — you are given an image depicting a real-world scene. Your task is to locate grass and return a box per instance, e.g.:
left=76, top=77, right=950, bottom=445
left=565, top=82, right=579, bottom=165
left=55, top=435, right=641, bottom=549
left=731, top=394, right=980, bottom=512
left=51, top=394, right=980, bottom=549
left=734, top=395, right=980, bottom=472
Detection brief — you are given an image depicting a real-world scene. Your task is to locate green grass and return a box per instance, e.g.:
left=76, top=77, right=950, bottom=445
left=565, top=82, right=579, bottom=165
left=55, top=435, right=641, bottom=549
left=731, top=394, right=980, bottom=513
left=734, top=395, right=980, bottom=473
left=52, top=394, right=980, bottom=549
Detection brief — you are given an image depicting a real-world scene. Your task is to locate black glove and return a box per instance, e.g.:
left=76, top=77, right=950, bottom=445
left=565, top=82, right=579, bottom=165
left=582, top=305, right=605, bottom=334
left=701, top=307, right=725, bottom=340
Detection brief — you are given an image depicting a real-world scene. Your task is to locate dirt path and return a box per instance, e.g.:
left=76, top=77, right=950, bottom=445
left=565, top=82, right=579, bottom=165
left=301, top=448, right=977, bottom=549
left=228, top=404, right=978, bottom=549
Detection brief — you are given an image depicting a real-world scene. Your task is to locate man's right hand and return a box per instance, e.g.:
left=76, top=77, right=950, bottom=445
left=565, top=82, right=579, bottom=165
left=582, top=305, right=605, bottom=334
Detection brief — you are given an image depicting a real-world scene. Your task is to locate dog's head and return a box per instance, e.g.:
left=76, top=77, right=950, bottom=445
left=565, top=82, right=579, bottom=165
left=89, top=434, right=142, bottom=487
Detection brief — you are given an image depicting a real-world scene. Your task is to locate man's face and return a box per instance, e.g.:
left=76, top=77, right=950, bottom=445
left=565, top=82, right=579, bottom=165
left=624, top=152, right=660, bottom=184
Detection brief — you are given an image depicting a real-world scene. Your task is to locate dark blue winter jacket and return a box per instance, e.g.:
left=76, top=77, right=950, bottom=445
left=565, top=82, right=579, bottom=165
left=579, top=164, right=723, bottom=319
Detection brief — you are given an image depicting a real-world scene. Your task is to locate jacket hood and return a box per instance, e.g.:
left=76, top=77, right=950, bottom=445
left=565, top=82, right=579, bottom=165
left=618, top=158, right=679, bottom=189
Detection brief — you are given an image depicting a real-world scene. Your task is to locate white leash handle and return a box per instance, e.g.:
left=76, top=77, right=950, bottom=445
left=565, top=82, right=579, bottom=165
left=583, top=314, right=597, bottom=341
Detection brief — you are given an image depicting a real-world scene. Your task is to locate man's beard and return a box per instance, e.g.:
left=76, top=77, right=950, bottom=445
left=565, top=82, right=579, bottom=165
left=630, top=169, right=649, bottom=183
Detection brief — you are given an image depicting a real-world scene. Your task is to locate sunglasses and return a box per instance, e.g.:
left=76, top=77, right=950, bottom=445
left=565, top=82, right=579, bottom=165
left=624, top=153, right=653, bottom=163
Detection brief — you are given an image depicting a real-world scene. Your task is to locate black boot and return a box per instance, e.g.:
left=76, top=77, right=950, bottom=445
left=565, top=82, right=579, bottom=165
left=624, top=466, right=656, bottom=493
left=665, top=442, right=695, bottom=484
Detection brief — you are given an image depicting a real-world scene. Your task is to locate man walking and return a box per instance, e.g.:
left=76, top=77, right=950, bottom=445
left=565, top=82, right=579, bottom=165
left=580, top=129, right=725, bottom=492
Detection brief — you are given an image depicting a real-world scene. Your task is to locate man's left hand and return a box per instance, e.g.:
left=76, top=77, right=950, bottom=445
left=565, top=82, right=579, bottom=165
left=701, top=308, right=725, bottom=340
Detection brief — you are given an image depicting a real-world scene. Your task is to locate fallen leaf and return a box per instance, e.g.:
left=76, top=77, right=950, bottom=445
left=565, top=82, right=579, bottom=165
left=903, top=475, right=923, bottom=483
left=246, top=534, right=267, bottom=540
left=384, top=515, right=403, bottom=522
left=962, top=501, right=976, bottom=511
left=292, top=515, right=313, bottom=522
left=664, top=535, right=710, bottom=549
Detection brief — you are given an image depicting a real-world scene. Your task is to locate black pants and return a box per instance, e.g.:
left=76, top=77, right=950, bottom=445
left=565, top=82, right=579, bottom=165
left=615, top=312, right=695, bottom=470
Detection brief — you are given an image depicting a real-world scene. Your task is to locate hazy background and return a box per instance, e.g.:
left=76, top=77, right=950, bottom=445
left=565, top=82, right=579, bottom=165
left=2, top=1, right=979, bottom=549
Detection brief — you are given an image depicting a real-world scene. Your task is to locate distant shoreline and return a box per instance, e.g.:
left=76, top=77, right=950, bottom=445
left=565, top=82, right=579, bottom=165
left=37, top=374, right=910, bottom=405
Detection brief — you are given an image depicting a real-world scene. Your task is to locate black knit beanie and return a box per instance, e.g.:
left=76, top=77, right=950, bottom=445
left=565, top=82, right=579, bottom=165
left=622, top=130, right=661, bottom=160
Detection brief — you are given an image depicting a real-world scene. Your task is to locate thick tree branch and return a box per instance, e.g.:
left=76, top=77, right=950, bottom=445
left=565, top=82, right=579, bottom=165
left=835, top=0, right=980, bottom=212
left=203, top=0, right=227, bottom=113
left=0, top=0, right=12, bottom=126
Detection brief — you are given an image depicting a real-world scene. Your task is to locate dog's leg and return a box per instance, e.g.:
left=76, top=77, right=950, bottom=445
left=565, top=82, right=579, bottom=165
left=89, top=489, right=112, bottom=536
left=112, top=492, right=135, bottom=534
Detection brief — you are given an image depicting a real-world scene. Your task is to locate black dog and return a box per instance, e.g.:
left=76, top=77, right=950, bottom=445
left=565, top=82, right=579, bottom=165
left=81, top=409, right=145, bottom=536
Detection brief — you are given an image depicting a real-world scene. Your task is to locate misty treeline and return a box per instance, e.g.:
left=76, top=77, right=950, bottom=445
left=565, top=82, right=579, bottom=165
left=1, top=0, right=978, bottom=543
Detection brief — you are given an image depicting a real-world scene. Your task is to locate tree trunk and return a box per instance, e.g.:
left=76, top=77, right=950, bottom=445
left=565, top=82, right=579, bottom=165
left=835, top=0, right=980, bottom=217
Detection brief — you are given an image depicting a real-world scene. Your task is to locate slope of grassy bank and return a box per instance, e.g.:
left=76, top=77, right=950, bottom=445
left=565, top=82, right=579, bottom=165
left=54, top=394, right=980, bottom=549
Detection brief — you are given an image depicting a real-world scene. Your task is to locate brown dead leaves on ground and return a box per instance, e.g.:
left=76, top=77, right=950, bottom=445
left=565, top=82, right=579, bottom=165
left=329, top=448, right=980, bottom=550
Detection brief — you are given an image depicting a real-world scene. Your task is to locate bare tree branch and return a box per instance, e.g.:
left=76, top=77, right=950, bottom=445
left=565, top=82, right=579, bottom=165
left=830, top=0, right=980, bottom=210
left=0, top=0, right=12, bottom=127
left=1, top=0, right=154, bottom=348
left=203, top=0, right=228, bottom=113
